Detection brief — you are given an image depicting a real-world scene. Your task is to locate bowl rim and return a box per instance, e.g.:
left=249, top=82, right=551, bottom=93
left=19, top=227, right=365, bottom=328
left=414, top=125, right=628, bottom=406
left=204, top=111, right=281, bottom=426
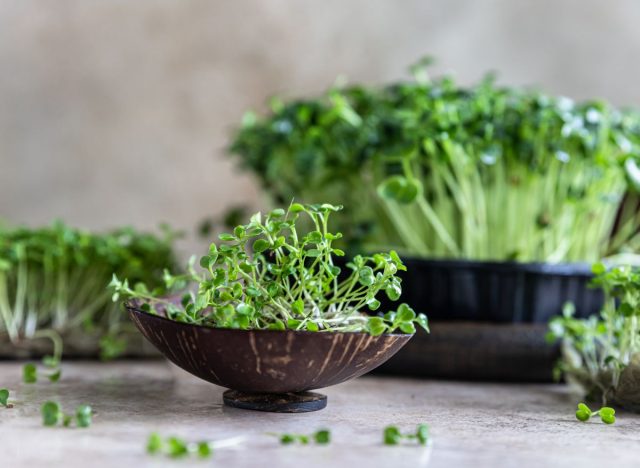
left=125, top=302, right=414, bottom=339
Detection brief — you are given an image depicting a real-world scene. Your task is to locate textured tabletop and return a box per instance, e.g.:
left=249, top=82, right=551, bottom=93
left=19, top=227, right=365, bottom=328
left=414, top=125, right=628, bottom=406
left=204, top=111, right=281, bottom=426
left=0, top=361, right=638, bottom=468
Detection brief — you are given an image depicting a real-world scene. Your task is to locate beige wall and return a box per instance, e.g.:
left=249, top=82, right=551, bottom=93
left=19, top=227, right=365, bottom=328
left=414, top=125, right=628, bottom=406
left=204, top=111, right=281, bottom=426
left=1, top=0, right=640, bottom=252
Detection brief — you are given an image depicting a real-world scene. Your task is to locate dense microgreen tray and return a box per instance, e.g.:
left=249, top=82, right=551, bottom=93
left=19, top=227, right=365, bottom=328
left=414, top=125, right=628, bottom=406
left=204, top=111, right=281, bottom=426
left=230, top=58, right=640, bottom=262
left=0, top=222, right=178, bottom=359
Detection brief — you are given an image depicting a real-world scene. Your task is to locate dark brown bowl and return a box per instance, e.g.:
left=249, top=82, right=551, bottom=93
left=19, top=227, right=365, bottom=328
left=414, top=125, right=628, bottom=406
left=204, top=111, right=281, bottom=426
left=126, top=304, right=413, bottom=394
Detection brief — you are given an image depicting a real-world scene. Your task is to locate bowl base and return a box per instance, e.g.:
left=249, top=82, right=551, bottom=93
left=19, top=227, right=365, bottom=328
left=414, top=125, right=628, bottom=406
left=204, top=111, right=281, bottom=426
left=223, top=390, right=327, bottom=413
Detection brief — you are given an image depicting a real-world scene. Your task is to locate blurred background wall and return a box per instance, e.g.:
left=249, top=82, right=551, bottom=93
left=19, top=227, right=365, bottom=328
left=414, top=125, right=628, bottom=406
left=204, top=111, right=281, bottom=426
left=1, top=0, right=640, bottom=251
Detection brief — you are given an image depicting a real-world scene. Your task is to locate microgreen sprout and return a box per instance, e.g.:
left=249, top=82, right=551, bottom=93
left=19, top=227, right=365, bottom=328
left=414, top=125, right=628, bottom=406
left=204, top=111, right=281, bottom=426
left=112, top=203, right=428, bottom=336
left=22, top=355, right=62, bottom=384
left=269, top=429, right=331, bottom=445
left=575, top=403, right=616, bottom=424
left=41, top=401, right=93, bottom=428
left=548, top=264, right=640, bottom=408
left=0, top=388, right=12, bottom=408
left=146, top=433, right=216, bottom=459
left=383, top=424, right=430, bottom=446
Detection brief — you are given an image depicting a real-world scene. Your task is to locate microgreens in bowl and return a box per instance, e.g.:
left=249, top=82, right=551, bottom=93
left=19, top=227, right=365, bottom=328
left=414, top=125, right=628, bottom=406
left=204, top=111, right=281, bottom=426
left=112, top=203, right=428, bottom=335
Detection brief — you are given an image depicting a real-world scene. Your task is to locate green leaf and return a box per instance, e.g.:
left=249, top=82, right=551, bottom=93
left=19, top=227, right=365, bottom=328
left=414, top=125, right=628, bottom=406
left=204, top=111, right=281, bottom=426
left=197, top=441, right=213, bottom=458
left=245, top=287, right=262, bottom=298
left=23, top=363, right=37, bottom=384
left=292, top=299, right=304, bottom=315
left=48, top=369, right=62, bottom=383
left=0, top=388, right=9, bottom=407
left=398, top=322, right=416, bottom=334
left=314, top=429, right=331, bottom=444
left=377, top=176, right=422, bottom=204
left=268, top=320, right=286, bottom=331
left=367, top=298, right=381, bottom=311
left=383, top=426, right=401, bottom=445
left=591, top=262, right=606, bottom=275
left=416, top=314, right=430, bottom=332
left=358, top=266, right=375, bottom=286
left=416, top=424, right=429, bottom=445
left=147, top=433, right=163, bottom=454
left=253, top=239, right=270, bottom=253
left=306, top=322, right=319, bottom=332
left=368, top=317, right=387, bottom=336
left=396, top=303, right=416, bottom=322
left=167, top=437, right=189, bottom=458
left=75, top=404, right=92, bottom=428
left=289, top=203, right=306, bottom=213
left=42, top=401, right=62, bottom=426
left=385, top=283, right=402, bottom=301
left=280, top=434, right=296, bottom=444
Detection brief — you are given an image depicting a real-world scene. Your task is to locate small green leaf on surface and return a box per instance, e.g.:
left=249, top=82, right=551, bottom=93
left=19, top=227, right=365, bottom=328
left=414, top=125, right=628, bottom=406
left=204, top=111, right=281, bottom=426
left=23, top=363, right=37, bottom=384
left=0, top=388, right=10, bottom=407
left=76, top=405, right=93, bottom=428
left=314, top=429, right=331, bottom=444
left=575, top=402, right=616, bottom=424
left=147, top=434, right=215, bottom=459
left=147, top=432, right=163, bottom=454
left=42, top=401, right=62, bottom=426
left=383, top=426, right=401, bottom=445
left=384, top=424, right=430, bottom=446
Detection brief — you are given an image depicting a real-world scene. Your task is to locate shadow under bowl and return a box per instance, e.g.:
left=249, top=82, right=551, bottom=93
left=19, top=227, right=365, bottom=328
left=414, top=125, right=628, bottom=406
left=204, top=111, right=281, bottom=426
left=126, top=305, right=412, bottom=411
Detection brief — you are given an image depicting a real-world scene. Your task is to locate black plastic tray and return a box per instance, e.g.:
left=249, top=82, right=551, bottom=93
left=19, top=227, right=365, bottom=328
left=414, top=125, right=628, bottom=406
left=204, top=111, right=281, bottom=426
left=380, top=257, right=603, bottom=323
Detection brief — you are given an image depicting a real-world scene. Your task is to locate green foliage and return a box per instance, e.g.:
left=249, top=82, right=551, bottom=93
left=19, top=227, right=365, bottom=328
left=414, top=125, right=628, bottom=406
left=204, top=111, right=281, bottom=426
left=75, top=404, right=93, bottom=428
left=41, top=401, right=62, bottom=426
left=230, top=59, right=640, bottom=262
left=548, top=264, right=640, bottom=407
left=0, top=222, right=178, bottom=359
left=383, top=424, right=430, bottom=446
left=41, top=401, right=93, bottom=428
left=575, top=403, right=616, bottom=424
left=0, top=388, right=10, bottom=407
left=147, top=433, right=213, bottom=459
left=112, top=204, right=428, bottom=335
left=22, top=363, right=37, bottom=383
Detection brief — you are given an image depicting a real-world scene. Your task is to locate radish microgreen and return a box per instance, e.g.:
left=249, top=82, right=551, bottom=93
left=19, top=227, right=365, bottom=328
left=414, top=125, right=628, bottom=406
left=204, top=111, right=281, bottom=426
left=41, top=401, right=93, bottom=428
left=575, top=403, right=616, bottom=425
left=383, top=424, right=430, bottom=445
left=147, top=433, right=213, bottom=459
left=112, top=203, right=428, bottom=335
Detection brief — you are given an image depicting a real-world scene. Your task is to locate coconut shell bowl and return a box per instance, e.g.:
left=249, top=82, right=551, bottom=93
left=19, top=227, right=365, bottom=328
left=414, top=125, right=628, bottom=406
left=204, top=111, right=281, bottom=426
left=126, top=302, right=413, bottom=413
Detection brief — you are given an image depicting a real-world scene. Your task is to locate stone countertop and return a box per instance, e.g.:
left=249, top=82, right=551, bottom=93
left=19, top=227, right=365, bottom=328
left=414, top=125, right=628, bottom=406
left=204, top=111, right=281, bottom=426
left=1, top=361, right=638, bottom=468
